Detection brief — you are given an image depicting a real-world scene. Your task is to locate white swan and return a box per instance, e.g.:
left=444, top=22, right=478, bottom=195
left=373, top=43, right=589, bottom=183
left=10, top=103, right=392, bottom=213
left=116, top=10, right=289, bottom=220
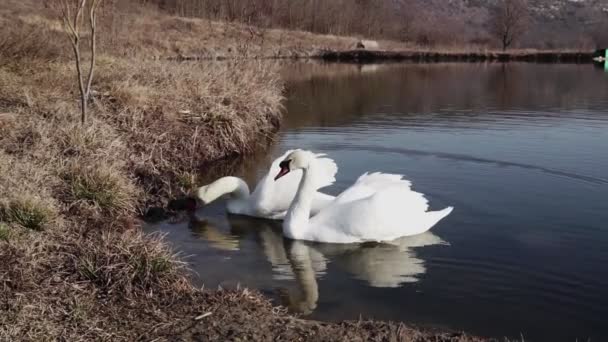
left=274, top=150, right=453, bottom=243
left=196, top=150, right=337, bottom=219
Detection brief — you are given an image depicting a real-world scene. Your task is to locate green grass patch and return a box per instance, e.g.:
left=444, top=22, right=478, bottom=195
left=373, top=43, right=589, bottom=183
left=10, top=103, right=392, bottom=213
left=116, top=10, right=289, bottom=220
left=0, top=199, right=53, bottom=231
left=64, top=165, right=135, bottom=213
left=176, top=171, right=197, bottom=192
left=71, top=173, right=119, bottom=209
left=0, top=223, right=10, bottom=241
left=78, top=257, right=99, bottom=283
left=150, top=256, right=171, bottom=274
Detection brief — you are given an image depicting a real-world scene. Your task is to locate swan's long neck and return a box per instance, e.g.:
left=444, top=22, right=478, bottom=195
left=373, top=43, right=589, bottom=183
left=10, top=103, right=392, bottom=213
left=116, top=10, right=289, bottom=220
left=284, top=167, right=316, bottom=239
left=199, top=176, right=250, bottom=203
left=228, top=177, right=251, bottom=199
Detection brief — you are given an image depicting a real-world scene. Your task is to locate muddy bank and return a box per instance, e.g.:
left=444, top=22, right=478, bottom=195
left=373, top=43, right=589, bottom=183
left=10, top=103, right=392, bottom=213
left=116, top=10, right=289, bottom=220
left=319, top=49, right=595, bottom=64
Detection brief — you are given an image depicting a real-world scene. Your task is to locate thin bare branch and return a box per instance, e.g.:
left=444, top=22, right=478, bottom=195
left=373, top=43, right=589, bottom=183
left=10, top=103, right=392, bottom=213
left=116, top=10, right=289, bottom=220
left=50, top=0, right=104, bottom=124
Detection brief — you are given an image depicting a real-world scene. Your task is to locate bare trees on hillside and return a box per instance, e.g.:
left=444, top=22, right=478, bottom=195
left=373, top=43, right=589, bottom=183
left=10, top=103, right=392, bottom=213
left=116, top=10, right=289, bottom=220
left=142, top=0, right=500, bottom=48
left=139, top=0, right=408, bottom=40
left=490, top=0, right=530, bottom=51
left=133, top=0, right=601, bottom=51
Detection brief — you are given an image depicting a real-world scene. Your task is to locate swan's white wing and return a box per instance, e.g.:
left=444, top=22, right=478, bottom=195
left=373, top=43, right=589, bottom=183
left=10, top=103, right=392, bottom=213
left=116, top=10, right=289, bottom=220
left=330, top=172, right=412, bottom=206
left=309, top=180, right=452, bottom=243
left=251, top=151, right=338, bottom=217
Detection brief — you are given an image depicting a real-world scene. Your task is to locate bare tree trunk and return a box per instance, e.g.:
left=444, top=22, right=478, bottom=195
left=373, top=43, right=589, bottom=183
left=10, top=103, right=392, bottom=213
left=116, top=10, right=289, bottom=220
left=53, top=0, right=102, bottom=124
left=84, top=0, right=99, bottom=124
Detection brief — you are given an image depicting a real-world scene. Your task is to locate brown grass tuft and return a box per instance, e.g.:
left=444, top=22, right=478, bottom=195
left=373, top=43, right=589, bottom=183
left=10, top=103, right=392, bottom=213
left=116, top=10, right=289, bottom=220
left=61, top=161, right=138, bottom=216
left=70, top=230, right=192, bottom=297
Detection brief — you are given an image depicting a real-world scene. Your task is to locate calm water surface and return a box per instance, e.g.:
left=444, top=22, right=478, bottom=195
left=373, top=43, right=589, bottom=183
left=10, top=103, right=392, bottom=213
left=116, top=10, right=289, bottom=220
left=147, top=63, right=608, bottom=341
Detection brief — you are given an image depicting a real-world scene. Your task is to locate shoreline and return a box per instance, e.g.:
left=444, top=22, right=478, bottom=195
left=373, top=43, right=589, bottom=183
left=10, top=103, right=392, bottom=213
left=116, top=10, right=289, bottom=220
left=168, top=49, right=597, bottom=64
left=318, top=50, right=595, bottom=64
left=318, top=49, right=596, bottom=64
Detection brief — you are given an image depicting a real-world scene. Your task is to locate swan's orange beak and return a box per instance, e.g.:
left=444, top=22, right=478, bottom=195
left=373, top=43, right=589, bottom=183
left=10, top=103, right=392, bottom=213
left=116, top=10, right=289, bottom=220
left=274, top=160, right=290, bottom=181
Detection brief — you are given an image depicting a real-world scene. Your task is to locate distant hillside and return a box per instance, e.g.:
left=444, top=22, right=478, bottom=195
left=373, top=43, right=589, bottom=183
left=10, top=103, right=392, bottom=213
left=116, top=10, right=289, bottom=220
left=144, top=0, right=608, bottom=49
left=409, top=0, right=608, bottom=48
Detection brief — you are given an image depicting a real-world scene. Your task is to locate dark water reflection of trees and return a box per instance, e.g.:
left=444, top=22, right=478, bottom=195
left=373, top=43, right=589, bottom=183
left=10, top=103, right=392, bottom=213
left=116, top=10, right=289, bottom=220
left=282, top=62, right=608, bottom=130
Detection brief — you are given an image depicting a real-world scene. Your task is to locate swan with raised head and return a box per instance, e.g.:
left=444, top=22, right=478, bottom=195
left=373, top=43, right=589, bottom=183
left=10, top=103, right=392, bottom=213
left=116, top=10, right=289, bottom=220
left=196, top=150, right=337, bottom=219
left=274, top=150, right=453, bottom=243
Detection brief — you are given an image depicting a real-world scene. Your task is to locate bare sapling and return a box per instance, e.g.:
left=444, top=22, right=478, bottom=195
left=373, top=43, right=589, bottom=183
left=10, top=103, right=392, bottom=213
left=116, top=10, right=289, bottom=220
left=491, top=0, right=529, bottom=51
left=51, top=0, right=103, bottom=124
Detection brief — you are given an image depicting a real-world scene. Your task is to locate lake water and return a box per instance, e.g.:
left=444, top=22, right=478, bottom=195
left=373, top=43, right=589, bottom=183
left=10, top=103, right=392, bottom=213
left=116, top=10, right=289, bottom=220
left=146, top=62, right=608, bottom=341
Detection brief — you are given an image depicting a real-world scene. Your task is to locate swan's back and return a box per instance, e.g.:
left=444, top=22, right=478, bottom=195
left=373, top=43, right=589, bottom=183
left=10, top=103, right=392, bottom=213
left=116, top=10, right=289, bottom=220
left=307, top=173, right=452, bottom=243
left=330, top=172, right=412, bottom=206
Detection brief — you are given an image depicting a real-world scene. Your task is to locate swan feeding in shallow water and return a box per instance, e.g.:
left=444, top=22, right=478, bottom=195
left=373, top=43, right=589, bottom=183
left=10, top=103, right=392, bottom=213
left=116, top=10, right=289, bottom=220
left=274, top=150, right=453, bottom=243
left=196, top=150, right=337, bottom=219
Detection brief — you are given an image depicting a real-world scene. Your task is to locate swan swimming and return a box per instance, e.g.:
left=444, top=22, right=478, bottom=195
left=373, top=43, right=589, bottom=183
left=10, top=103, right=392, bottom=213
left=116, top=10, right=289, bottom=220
left=274, top=150, right=453, bottom=243
left=196, top=150, right=337, bottom=219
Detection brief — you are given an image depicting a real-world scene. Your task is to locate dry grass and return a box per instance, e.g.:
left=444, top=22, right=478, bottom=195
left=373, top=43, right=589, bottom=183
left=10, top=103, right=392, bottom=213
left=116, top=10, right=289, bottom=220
left=70, top=230, right=192, bottom=297
left=0, top=223, right=10, bottom=241
left=0, top=0, right=285, bottom=340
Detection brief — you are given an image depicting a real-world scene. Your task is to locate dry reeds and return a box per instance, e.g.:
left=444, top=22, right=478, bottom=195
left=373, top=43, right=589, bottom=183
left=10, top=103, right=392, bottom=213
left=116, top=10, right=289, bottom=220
left=0, top=0, right=285, bottom=340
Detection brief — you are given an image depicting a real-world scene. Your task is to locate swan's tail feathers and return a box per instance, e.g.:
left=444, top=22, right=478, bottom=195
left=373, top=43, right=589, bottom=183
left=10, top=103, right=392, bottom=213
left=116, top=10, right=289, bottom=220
left=314, top=156, right=339, bottom=189
left=424, top=206, right=453, bottom=231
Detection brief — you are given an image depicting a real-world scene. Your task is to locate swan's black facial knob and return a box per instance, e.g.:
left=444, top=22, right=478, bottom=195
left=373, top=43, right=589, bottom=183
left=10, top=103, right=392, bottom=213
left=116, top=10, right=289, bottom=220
left=275, top=159, right=291, bottom=181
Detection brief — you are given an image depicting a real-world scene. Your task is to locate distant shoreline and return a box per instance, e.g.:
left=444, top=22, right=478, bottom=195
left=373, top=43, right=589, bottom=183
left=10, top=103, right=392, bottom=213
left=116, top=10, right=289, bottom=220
left=169, top=49, right=598, bottom=64
left=318, top=49, right=596, bottom=64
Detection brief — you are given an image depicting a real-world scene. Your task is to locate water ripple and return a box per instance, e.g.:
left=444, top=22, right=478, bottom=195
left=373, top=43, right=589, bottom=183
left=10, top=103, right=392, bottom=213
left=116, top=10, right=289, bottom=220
left=314, top=143, right=608, bottom=185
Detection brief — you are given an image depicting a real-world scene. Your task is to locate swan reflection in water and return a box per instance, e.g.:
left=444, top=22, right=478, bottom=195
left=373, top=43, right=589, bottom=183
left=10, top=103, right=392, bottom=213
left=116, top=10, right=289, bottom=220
left=189, top=214, right=447, bottom=315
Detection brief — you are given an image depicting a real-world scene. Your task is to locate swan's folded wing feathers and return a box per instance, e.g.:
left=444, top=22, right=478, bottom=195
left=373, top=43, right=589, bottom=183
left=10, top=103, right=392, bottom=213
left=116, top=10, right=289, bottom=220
left=252, top=169, right=303, bottom=215
left=331, top=172, right=412, bottom=206
left=310, top=184, right=433, bottom=242
left=312, top=156, right=338, bottom=189
left=355, top=172, right=411, bottom=188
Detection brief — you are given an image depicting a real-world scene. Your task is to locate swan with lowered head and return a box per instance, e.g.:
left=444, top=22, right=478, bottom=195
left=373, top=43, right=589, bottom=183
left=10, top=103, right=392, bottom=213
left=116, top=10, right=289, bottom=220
left=196, top=150, right=337, bottom=219
left=274, top=150, right=453, bottom=243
